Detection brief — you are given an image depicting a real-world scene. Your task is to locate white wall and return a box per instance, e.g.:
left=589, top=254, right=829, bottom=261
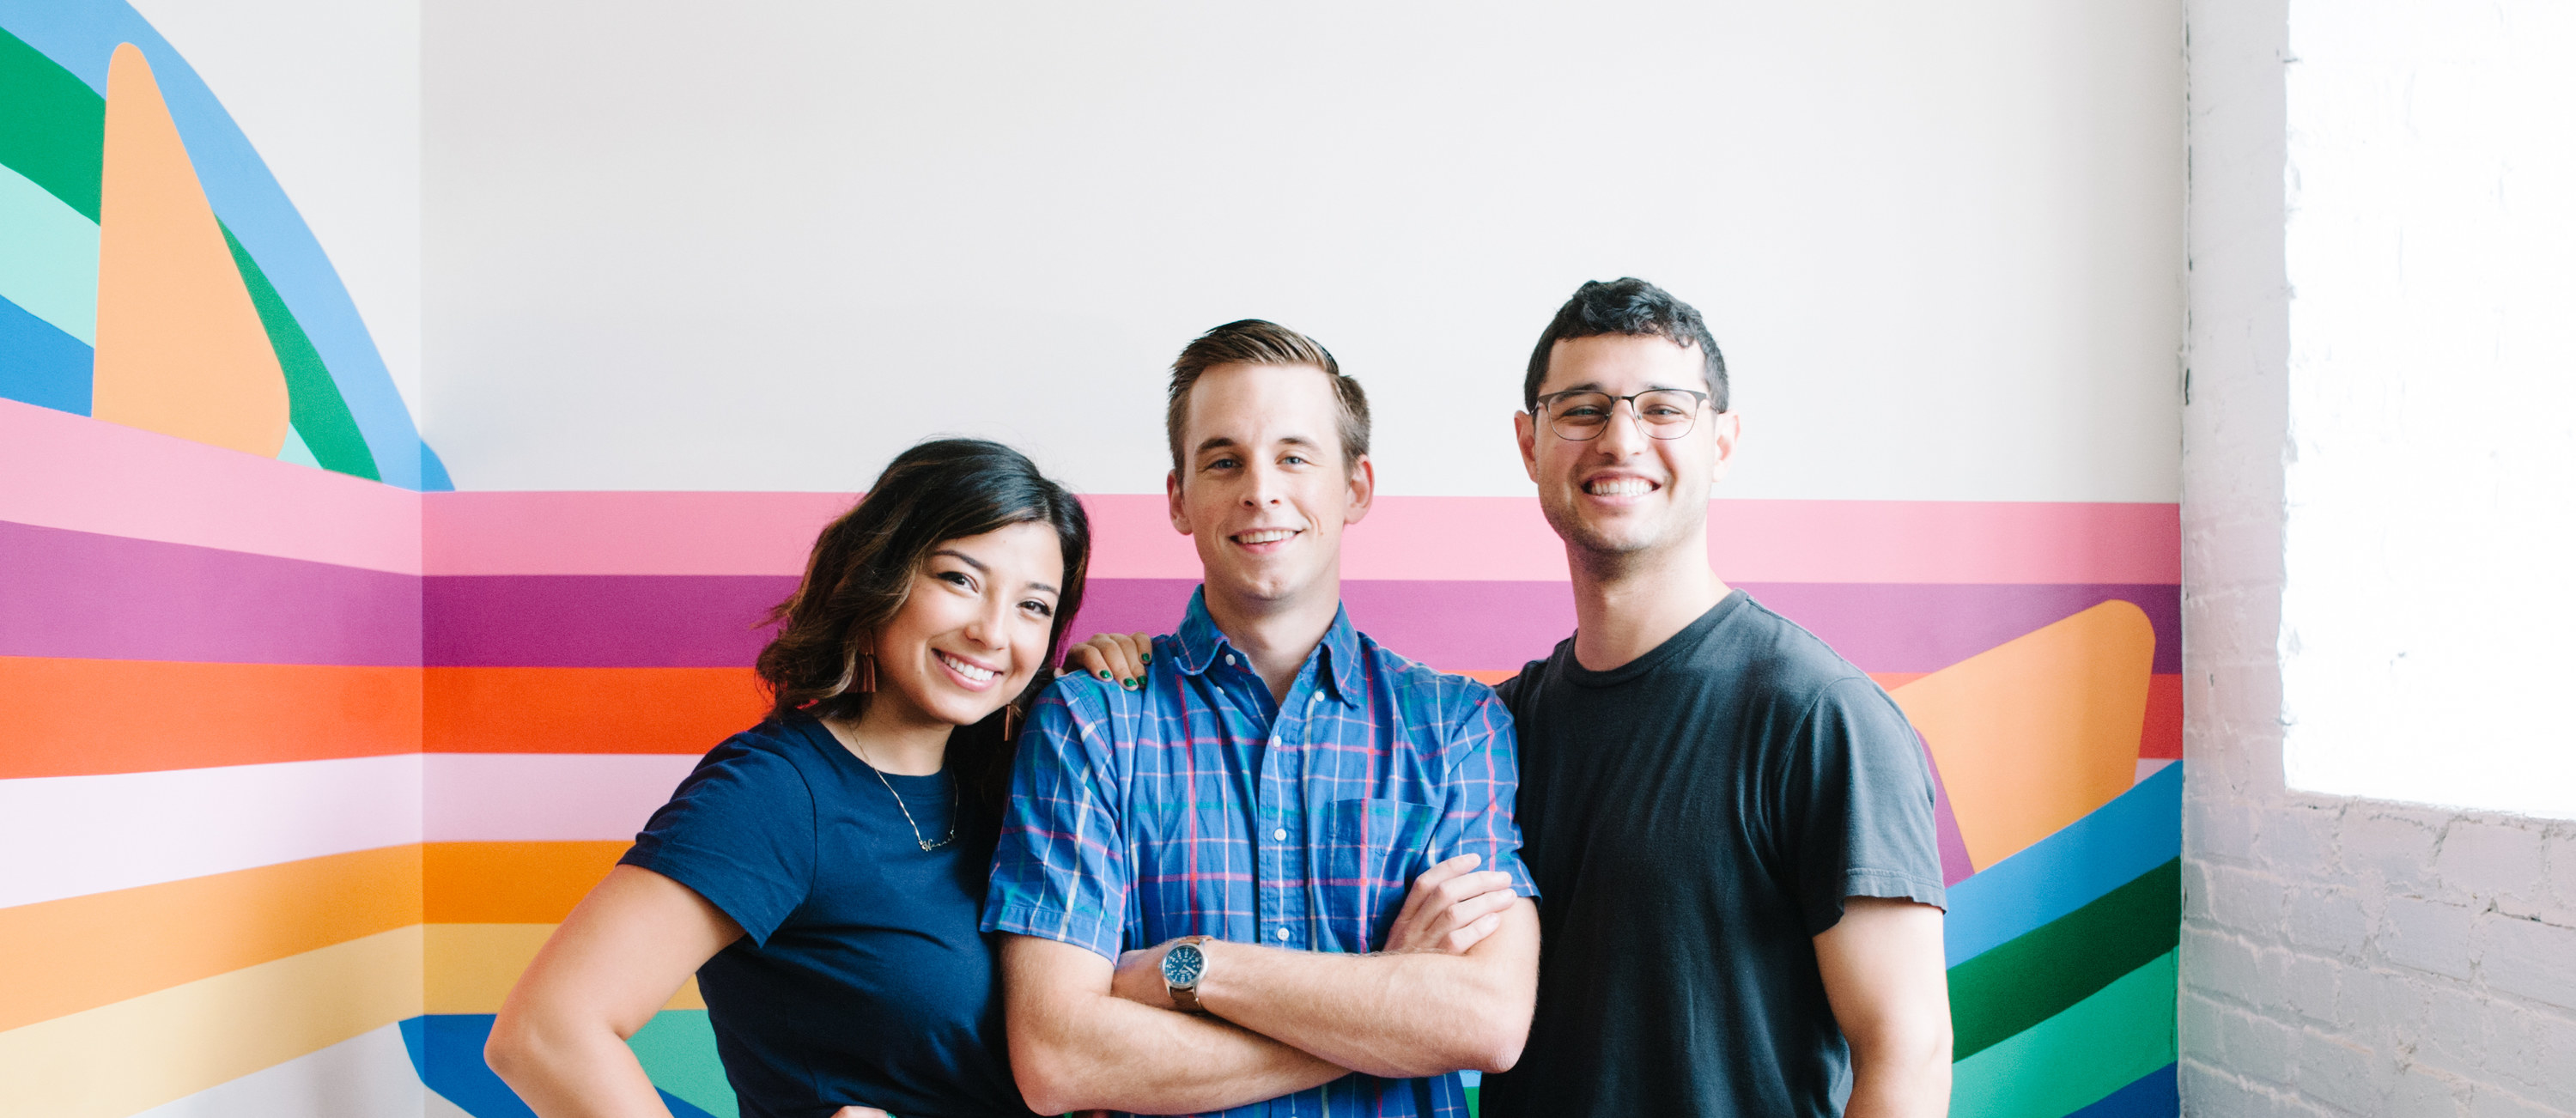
left=2181, top=1, right=2576, bottom=1112
left=2277, top=1, right=2576, bottom=821
left=126, top=0, right=425, bottom=422
left=421, top=0, right=2184, bottom=499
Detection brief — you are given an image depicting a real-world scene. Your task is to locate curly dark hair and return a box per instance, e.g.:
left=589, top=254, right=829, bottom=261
left=755, top=438, right=1090, bottom=816
left=1523, top=277, right=1728, bottom=413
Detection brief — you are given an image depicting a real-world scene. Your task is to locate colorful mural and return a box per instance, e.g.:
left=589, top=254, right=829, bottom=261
left=0, top=0, right=445, bottom=489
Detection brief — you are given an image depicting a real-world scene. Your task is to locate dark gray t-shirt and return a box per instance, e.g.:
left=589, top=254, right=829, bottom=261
left=1480, top=590, right=1945, bottom=1117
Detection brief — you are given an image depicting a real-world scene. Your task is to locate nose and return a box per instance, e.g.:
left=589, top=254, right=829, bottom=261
left=1593, top=398, right=1653, bottom=456
left=962, top=593, right=1012, bottom=652
left=1241, top=459, right=1285, bottom=507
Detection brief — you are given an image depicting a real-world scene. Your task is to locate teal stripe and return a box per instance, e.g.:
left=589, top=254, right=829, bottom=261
left=1951, top=951, right=2178, bottom=1118
left=628, top=1009, right=738, bottom=1118
left=0, top=160, right=97, bottom=343
left=1949, top=858, right=2182, bottom=1059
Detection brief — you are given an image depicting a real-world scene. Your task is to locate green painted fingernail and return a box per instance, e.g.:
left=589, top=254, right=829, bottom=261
left=1122, top=677, right=1139, bottom=690
left=1097, top=671, right=1113, bottom=681
left=1141, top=653, right=1152, bottom=664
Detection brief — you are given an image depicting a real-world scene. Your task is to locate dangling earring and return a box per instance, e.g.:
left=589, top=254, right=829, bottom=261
left=860, top=652, right=877, bottom=693
left=1001, top=704, right=1018, bottom=739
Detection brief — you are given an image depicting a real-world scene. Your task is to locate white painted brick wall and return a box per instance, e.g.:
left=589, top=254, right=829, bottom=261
left=2181, top=1, right=2576, bottom=1112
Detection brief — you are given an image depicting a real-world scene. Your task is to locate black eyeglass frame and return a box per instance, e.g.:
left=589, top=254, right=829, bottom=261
left=1532, top=387, right=1718, bottom=441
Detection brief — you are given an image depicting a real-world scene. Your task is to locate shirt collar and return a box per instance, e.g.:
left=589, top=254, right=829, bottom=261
left=1171, top=586, right=1364, bottom=707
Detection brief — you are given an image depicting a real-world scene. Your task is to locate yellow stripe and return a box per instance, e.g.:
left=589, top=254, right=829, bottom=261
left=427, top=922, right=703, bottom=1013
left=0, top=927, right=422, bottom=1118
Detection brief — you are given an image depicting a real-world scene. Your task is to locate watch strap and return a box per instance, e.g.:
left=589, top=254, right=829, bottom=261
left=1167, top=935, right=1212, bottom=1013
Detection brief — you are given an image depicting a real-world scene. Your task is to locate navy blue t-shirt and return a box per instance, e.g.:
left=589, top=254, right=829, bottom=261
left=620, top=715, right=1037, bottom=1118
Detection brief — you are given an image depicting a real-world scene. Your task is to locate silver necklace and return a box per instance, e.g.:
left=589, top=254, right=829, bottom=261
left=848, top=737, right=957, bottom=852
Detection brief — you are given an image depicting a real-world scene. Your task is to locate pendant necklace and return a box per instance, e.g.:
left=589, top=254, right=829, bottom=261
left=846, top=734, right=957, bottom=852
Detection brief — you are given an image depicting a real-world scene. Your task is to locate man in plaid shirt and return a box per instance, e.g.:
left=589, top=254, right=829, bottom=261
left=984, top=320, right=1541, bottom=1117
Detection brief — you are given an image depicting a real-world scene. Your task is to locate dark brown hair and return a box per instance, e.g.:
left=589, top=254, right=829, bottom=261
left=1525, top=277, right=1728, bottom=413
left=755, top=438, right=1090, bottom=816
left=1165, top=319, right=1371, bottom=476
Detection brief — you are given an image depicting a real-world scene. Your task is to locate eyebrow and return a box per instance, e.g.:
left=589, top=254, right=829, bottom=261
left=1194, top=433, right=1322, bottom=458
left=932, top=547, right=1059, bottom=596
left=1546, top=380, right=1697, bottom=395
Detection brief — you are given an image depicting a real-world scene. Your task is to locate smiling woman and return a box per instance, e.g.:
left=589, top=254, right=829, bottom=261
left=483, top=438, right=1091, bottom=1118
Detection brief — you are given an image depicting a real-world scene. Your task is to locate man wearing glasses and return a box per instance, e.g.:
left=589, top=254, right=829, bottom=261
left=1478, top=277, right=1953, bottom=1117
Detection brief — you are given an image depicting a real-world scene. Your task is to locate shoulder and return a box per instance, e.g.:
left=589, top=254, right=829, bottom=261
left=1686, top=594, right=1883, bottom=712
left=1352, top=632, right=1510, bottom=734
left=690, top=720, right=824, bottom=792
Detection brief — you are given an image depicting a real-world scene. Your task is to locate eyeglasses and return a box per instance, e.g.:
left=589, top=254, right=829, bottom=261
left=1533, top=388, right=1715, bottom=441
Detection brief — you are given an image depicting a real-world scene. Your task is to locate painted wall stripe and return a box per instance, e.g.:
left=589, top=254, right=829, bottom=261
left=1945, top=763, right=2184, bottom=966
left=2067, top=1063, right=2179, bottom=1118
left=425, top=842, right=629, bottom=924
left=0, top=403, right=408, bottom=566
left=0, top=755, right=421, bottom=908
left=424, top=573, right=2178, bottom=676
left=1947, top=858, right=2181, bottom=1059
left=426, top=754, right=698, bottom=842
left=423, top=491, right=2179, bottom=585
left=0, top=294, right=91, bottom=413
left=0, top=399, right=422, bottom=573
left=0, top=845, right=421, bottom=1033
left=428, top=923, right=702, bottom=1014
left=1947, top=951, right=2178, bottom=1118
left=0, top=927, right=423, bottom=1118
left=426, top=667, right=769, bottom=756
left=0, top=160, right=98, bottom=343
left=0, top=657, right=422, bottom=779
left=0, top=519, right=422, bottom=665
left=129, top=1023, right=436, bottom=1118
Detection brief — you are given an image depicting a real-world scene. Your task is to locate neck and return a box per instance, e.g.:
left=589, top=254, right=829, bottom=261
left=1203, top=574, right=1341, bottom=703
left=828, top=695, right=953, bottom=776
left=1566, top=529, right=1728, bottom=672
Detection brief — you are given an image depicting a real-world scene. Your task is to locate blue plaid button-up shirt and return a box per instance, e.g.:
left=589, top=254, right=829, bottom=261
left=984, top=588, right=1537, bottom=1118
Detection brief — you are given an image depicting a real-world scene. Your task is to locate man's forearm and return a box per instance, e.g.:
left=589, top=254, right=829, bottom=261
left=1844, top=1049, right=1953, bottom=1118
left=1005, top=937, right=1345, bottom=1114
left=1190, top=900, right=1539, bottom=1079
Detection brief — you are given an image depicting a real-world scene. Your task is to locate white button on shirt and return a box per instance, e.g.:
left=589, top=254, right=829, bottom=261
left=1224, top=653, right=1236, bottom=665
left=1276, top=927, right=1291, bottom=940
left=1273, top=828, right=1288, bottom=841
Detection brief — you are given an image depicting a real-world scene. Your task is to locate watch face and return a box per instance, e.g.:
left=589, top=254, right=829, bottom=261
left=1162, top=943, right=1205, bottom=986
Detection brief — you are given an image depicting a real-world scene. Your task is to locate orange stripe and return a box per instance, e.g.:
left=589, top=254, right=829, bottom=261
left=424, top=841, right=630, bottom=923
left=0, top=845, right=421, bottom=1032
left=0, top=657, right=422, bottom=779
left=426, top=667, right=769, bottom=755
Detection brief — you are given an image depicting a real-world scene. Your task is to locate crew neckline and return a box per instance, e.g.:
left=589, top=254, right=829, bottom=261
left=1558, top=589, right=1747, bottom=689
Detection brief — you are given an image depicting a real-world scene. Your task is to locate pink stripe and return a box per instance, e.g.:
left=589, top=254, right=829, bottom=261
left=0, top=399, right=422, bottom=574
left=425, top=490, right=2177, bottom=585
left=422, top=752, right=699, bottom=842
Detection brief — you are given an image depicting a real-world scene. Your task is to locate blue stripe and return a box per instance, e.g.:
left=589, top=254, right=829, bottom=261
left=2070, top=1062, right=2179, bottom=1118
left=0, top=294, right=91, bottom=414
left=1945, top=763, right=2183, bottom=966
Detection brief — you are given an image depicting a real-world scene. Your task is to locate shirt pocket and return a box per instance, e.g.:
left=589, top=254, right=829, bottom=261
left=1319, top=796, right=1439, bottom=950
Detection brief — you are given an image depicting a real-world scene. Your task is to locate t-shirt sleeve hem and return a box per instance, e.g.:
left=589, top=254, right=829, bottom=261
left=1802, top=868, right=1949, bottom=936
left=620, top=842, right=788, bottom=948
left=981, top=902, right=1121, bottom=963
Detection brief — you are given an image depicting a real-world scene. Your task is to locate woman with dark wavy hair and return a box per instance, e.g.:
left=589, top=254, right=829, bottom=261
left=489, top=439, right=1087, bottom=1118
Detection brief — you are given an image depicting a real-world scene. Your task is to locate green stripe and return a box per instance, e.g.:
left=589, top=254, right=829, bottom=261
left=1952, top=951, right=2177, bottom=1118
left=221, top=223, right=380, bottom=480
left=1949, top=857, right=2180, bottom=1060
left=0, top=26, right=106, bottom=221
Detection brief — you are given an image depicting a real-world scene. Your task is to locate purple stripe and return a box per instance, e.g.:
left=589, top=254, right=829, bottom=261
left=422, top=574, right=795, bottom=667
left=0, top=520, right=421, bottom=665
left=420, top=574, right=2178, bottom=674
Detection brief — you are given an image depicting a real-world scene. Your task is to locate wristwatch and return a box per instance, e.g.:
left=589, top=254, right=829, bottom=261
left=1161, top=936, right=1213, bottom=1013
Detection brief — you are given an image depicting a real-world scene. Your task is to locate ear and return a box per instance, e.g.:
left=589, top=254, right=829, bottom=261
left=1343, top=455, right=1376, bottom=525
left=1708, top=410, right=1742, bottom=485
left=1166, top=469, right=1193, bottom=536
left=1514, top=411, right=1540, bottom=483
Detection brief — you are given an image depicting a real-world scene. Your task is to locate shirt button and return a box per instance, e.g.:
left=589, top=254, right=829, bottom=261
left=1275, top=927, right=1291, bottom=941
left=1273, top=828, right=1287, bottom=841
left=1224, top=653, right=1236, bottom=666
left=1309, top=693, right=1321, bottom=704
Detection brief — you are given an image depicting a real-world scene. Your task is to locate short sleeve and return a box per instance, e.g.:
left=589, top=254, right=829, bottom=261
left=1780, top=677, right=1947, bottom=936
left=619, top=736, right=817, bottom=945
left=1432, top=684, right=1540, bottom=899
left=981, top=683, right=1130, bottom=960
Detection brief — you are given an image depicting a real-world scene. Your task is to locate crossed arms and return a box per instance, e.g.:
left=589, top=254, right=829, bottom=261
left=1003, top=855, right=1539, bottom=1115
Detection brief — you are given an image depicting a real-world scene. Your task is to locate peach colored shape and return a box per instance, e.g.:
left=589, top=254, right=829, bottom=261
left=90, top=43, right=289, bottom=458
left=1891, top=599, right=2154, bottom=867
